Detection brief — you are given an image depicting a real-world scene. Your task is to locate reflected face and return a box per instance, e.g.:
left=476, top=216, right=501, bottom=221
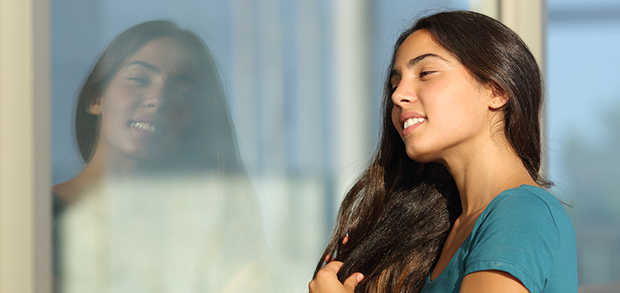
left=390, top=30, right=495, bottom=163
left=91, top=37, right=201, bottom=161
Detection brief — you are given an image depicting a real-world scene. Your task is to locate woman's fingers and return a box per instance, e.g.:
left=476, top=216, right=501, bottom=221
left=324, top=254, right=331, bottom=263
left=309, top=261, right=342, bottom=292
left=343, top=272, right=364, bottom=291
left=320, top=260, right=344, bottom=275
left=309, top=261, right=362, bottom=293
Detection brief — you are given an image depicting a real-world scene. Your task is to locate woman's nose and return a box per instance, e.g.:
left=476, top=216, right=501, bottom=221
left=391, top=83, right=416, bottom=107
left=142, top=84, right=165, bottom=111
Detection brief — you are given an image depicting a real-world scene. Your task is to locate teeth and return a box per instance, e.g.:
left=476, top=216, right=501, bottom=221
left=403, top=118, right=426, bottom=129
left=130, top=121, right=158, bottom=134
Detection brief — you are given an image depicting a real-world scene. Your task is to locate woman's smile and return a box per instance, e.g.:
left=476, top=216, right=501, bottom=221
left=398, top=111, right=427, bottom=137
left=129, top=121, right=161, bottom=136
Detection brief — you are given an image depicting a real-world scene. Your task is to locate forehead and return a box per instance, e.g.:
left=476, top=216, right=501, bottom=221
left=394, top=30, right=453, bottom=64
left=123, top=37, right=200, bottom=75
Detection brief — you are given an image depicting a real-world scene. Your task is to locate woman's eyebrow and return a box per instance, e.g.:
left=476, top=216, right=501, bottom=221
left=391, top=53, right=450, bottom=77
left=126, top=60, right=159, bottom=72
left=407, top=53, right=449, bottom=68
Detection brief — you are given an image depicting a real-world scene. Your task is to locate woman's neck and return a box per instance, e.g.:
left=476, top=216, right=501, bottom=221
left=442, top=135, right=538, bottom=217
left=52, top=145, right=137, bottom=203
left=52, top=161, right=104, bottom=204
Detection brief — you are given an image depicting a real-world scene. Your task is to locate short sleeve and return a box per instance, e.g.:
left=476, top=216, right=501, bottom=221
left=464, top=190, right=560, bottom=292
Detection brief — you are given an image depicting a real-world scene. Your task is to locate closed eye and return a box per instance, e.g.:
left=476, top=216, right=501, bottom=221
left=419, top=71, right=435, bottom=79
left=128, top=77, right=151, bottom=86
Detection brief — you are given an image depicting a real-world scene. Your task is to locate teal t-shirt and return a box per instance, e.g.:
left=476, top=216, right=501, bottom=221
left=420, top=185, right=577, bottom=293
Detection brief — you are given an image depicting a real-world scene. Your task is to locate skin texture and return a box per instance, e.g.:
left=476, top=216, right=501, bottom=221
left=310, top=30, right=534, bottom=292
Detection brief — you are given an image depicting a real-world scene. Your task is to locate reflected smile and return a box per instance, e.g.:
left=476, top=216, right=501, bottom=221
left=129, top=121, right=161, bottom=135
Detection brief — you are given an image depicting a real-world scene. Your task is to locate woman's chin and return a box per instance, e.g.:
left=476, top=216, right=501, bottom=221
left=134, top=150, right=177, bottom=167
left=405, top=148, right=434, bottom=163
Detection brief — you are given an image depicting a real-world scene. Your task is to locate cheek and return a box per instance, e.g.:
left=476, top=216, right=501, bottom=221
left=99, top=90, right=141, bottom=133
left=438, top=95, right=489, bottom=133
left=167, top=102, right=197, bottom=134
left=104, top=87, right=142, bottom=115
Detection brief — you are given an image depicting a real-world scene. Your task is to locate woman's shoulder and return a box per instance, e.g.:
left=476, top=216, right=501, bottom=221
left=491, top=185, right=566, bottom=215
left=480, top=185, right=574, bottom=236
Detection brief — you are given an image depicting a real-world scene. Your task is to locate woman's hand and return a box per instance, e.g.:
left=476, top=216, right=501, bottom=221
left=308, top=261, right=364, bottom=293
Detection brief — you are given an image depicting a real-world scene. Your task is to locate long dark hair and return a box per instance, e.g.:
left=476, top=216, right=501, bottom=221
left=314, top=10, right=547, bottom=292
left=75, top=20, right=243, bottom=173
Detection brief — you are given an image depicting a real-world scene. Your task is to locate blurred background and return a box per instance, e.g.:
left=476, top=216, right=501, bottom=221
left=47, top=0, right=620, bottom=291
left=546, top=0, right=620, bottom=287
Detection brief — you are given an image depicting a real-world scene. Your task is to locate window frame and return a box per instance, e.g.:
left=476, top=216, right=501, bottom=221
left=0, top=0, right=51, bottom=292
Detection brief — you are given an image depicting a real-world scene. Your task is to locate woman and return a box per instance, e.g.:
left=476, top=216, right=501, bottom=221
left=309, top=11, right=576, bottom=293
left=53, top=21, right=269, bottom=292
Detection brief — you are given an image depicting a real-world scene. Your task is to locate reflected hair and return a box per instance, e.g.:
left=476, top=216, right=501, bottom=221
left=314, top=10, right=548, bottom=292
left=75, top=20, right=242, bottom=173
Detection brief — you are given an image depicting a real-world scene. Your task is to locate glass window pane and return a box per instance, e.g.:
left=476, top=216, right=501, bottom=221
left=547, top=0, right=620, bottom=288
left=51, top=1, right=467, bottom=292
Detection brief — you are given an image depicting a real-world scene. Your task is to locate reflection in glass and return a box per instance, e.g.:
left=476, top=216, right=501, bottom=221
left=52, top=20, right=272, bottom=292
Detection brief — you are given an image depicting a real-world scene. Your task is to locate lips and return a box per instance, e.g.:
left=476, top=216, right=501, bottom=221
left=129, top=121, right=156, bottom=133
left=399, top=112, right=426, bottom=128
left=398, top=111, right=426, bottom=136
left=403, top=117, right=426, bottom=129
left=128, top=120, right=164, bottom=136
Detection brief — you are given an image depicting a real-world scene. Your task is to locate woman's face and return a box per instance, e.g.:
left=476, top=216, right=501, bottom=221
left=390, top=30, right=502, bottom=164
left=91, top=37, right=201, bottom=162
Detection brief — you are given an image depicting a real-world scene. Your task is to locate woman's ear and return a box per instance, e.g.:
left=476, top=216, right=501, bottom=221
left=488, top=85, right=508, bottom=110
left=88, top=98, right=103, bottom=115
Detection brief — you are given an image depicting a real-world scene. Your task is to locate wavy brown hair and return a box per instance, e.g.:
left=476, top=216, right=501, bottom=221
left=314, top=10, right=548, bottom=292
